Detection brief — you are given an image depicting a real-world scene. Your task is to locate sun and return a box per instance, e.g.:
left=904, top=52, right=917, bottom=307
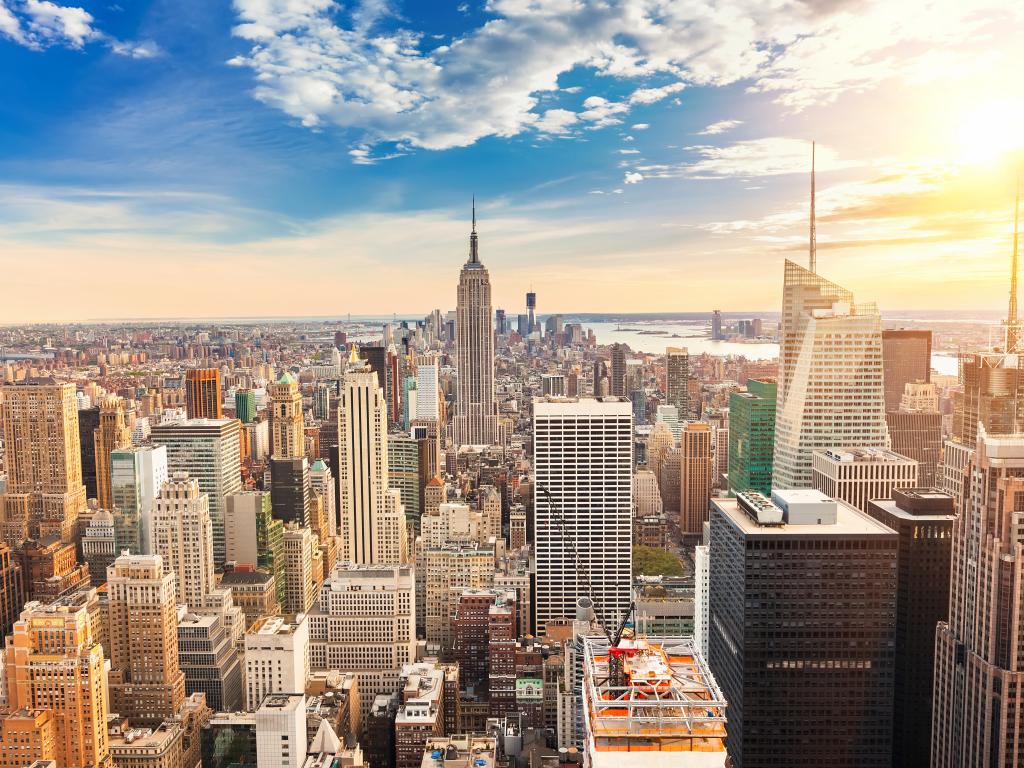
left=955, top=99, right=1024, bottom=165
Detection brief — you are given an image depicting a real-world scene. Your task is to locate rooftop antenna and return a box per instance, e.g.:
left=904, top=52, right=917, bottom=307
left=1008, top=171, right=1021, bottom=352
left=469, top=196, right=480, bottom=264
left=810, top=141, right=817, bottom=274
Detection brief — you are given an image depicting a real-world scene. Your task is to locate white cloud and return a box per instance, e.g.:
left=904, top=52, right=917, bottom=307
left=0, top=1, right=25, bottom=43
left=681, top=138, right=846, bottom=179
left=534, top=108, right=578, bottom=134
left=616, top=148, right=639, bottom=155
left=697, top=119, right=743, bottom=135
left=110, top=38, right=160, bottom=59
left=216, top=0, right=1018, bottom=154
left=0, top=0, right=158, bottom=55
left=632, top=123, right=650, bottom=130
left=624, top=172, right=644, bottom=184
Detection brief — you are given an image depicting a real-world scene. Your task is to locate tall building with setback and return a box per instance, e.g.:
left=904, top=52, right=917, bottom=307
left=177, top=611, right=243, bottom=712
left=773, top=261, right=889, bottom=489
left=533, top=397, right=632, bottom=634
left=708, top=490, right=897, bottom=768
left=728, top=379, right=777, bottom=496
left=454, top=207, right=500, bottom=446
left=886, top=382, right=942, bottom=487
left=581, top=635, right=728, bottom=767
left=269, top=371, right=305, bottom=458
left=244, top=614, right=310, bottom=711
left=106, top=553, right=186, bottom=726
left=337, top=350, right=408, bottom=565
left=94, top=397, right=132, bottom=511
left=151, top=417, right=241, bottom=566
left=185, top=368, right=222, bottom=420
left=666, top=347, right=690, bottom=419
left=4, top=593, right=111, bottom=768
left=110, top=444, right=168, bottom=555
left=151, top=473, right=215, bottom=608
left=811, top=447, right=918, bottom=513
left=0, top=379, right=87, bottom=544
left=610, top=344, right=626, bottom=397
left=309, top=564, right=416, bottom=718
left=933, top=427, right=1024, bottom=766
left=0, top=542, right=24, bottom=637
left=679, top=422, right=712, bottom=543
left=881, top=329, right=932, bottom=412
left=866, top=489, right=955, bottom=768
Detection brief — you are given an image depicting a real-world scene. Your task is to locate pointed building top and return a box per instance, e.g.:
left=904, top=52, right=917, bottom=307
left=1008, top=172, right=1021, bottom=352
left=468, top=197, right=480, bottom=265
left=809, top=141, right=817, bottom=274
left=349, top=343, right=360, bottom=364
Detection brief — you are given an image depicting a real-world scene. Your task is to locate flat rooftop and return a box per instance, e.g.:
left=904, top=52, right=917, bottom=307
left=814, top=447, right=915, bottom=463
left=713, top=496, right=896, bottom=537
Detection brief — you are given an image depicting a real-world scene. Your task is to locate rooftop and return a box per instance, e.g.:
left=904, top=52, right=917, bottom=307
left=714, top=495, right=896, bottom=537
left=815, top=447, right=915, bottom=463
left=420, top=736, right=496, bottom=768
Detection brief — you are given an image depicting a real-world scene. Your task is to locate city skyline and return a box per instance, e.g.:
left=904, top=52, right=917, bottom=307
left=1, top=1, right=1023, bottom=321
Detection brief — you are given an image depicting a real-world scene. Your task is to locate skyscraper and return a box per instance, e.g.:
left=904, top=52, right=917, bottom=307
left=866, top=489, right=955, bottom=768
left=268, top=371, right=304, bottom=458
left=728, top=378, right=777, bottom=496
left=679, top=422, right=712, bottom=544
left=886, top=381, right=942, bottom=486
left=810, top=447, right=918, bottom=514
left=110, top=444, right=168, bottom=555
left=269, top=456, right=311, bottom=527
left=665, top=347, right=689, bottom=418
left=78, top=404, right=101, bottom=501
left=106, top=552, right=186, bottom=726
left=772, top=260, right=888, bottom=489
left=533, top=397, right=632, bottom=633
left=610, top=343, right=626, bottom=397
left=337, top=349, right=408, bottom=564
left=933, top=426, right=1024, bottom=766
left=235, top=388, right=256, bottom=424
left=711, top=309, right=723, bottom=340
left=526, top=290, right=537, bottom=334
left=709, top=490, right=897, bottom=767
left=185, top=368, right=223, bottom=420
left=151, top=473, right=216, bottom=608
left=151, top=417, right=242, bottom=566
left=0, top=379, right=87, bottom=544
left=881, top=329, right=932, bottom=412
left=454, top=205, right=500, bottom=447
left=94, top=396, right=132, bottom=511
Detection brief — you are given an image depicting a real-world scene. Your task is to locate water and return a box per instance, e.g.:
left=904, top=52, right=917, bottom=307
left=582, top=320, right=962, bottom=377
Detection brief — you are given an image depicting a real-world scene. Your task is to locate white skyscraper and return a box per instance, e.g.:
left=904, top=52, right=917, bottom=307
left=110, top=443, right=168, bottom=554
left=533, top=397, right=633, bottom=633
left=414, top=362, right=440, bottom=421
left=244, top=614, right=310, bottom=711
left=256, top=693, right=307, bottom=768
left=772, top=260, right=889, bottom=489
left=454, top=206, right=500, bottom=447
left=151, top=472, right=216, bottom=609
left=337, top=349, right=408, bottom=565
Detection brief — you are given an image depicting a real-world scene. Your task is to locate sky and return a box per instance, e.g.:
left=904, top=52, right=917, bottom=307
left=0, top=0, right=1023, bottom=322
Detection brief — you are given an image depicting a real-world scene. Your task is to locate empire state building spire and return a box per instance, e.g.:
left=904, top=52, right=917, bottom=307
left=469, top=195, right=479, bottom=264
left=1009, top=174, right=1021, bottom=352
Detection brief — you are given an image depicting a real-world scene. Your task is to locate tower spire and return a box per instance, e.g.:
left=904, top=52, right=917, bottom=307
left=1008, top=172, right=1020, bottom=352
left=469, top=196, right=480, bottom=264
left=809, top=141, right=817, bottom=274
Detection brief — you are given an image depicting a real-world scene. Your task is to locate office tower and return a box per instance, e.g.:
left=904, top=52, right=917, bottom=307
left=337, top=350, right=407, bottom=564
left=654, top=404, right=682, bottom=443
left=711, top=309, right=723, bottom=340
left=202, top=712, right=258, bottom=768
left=22, top=535, right=89, bottom=603
left=106, top=552, right=186, bottom=726
left=865, top=489, right=955, bottom=768
left=0, top=379, right=87, bottom=544
left=0, top=542, right=24, bottom=637
left=185, top=368, right=222, bottom=419
left=414, top=362, right=441, bottom=419
left=309, top=458, right=336, bottom=533
left=632, top=468, right=663, bottom=518
left=110, top=444, right=168, bottom=555
left=152, top=473, right=215, bottom=608
left=713, top=425, right=729, bottom=488
left=282, top=525, right=319, bottom=614
left=665, top=346, right=689, bottom=418
left=886, top=382, right=942, bottom=486
left=709, top=490, right=897, bottom=767
left=881, top=329, right=932, bottom=412
left=773, top=261, right=888, bottom=489
left=950, top=350, right=1024, bottom=448
left=454, top=206, right=500, bottom=447
left=526, top=291, right=537, bottom=333
left=4, top=593, right=111, bottom=768
left=224, top=491, right=285, bottom=604
left=646, top=420, right=674, bottom=480
left=388, top=435, right=421, bottom=520
left=580, top=635, right=727, bottom=768
left=610, top=343, right=626, bottom=397
left=495, top=308, right=506, bottom=335
left=533, top=397, right=632, bottom=633
left=679, top=423, right=712, bottom=544
left=933, top=427, right=1024, bottom=766
left=0, top=709, right=56, bottom=766
left=78, top=405, right=101, bottom=500
left=424, top=541, right=496, bottom=648
left=269, top=372, right=304, bottom=458
left=313, top=381, right=332, bottom=421
left=244, top=615, right=310, bottom=710
left=177, top=611, right=243, bottom=712
left=235, top=388, right=256, bottom=423
left=394, top=662, right=449, bottom=768
left=270, top=456, right=311, bottom=526
left=94, top=397, right=132, bottom=510
left=517, top=314, right=529, bottom=337
left=151, top=417, right=242, bottom=565
left=255, top=693, right=307, bottom=768
left=81, top=509, right=117, bottom=585
left=541, top=373, right=566, bottom=397
left=309, top=564, right=417, bottom=718
left=811, top=447, right=917, bottom=513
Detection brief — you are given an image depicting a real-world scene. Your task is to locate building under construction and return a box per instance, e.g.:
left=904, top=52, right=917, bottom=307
left=580, top=635, right=728, bottom=768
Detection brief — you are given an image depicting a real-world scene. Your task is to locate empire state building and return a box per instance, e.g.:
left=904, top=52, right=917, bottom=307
left=454, top=204, right=500, bottom=446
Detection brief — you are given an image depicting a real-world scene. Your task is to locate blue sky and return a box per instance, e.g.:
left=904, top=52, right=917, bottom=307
left=1, top=0, right=1023, bottom=321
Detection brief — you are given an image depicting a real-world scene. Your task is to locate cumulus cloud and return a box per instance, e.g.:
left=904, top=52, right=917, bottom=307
left=624, top=172, right=644, bottom=184
left=681, top=138, right=848, bottom=179
left=0, top=0, right=158, bottom=55
left=227, top=0, right=1023, bottom=155
left=697, top=119, right=742, bottom=136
